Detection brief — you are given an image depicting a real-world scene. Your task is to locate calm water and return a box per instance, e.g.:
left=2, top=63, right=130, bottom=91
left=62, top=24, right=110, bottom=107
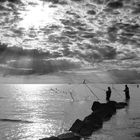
left=0, top=84, right=140, bottom=140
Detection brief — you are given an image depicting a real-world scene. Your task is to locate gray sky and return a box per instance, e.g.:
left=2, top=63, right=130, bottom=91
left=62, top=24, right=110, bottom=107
left=0, top=0, right=140, bottom=83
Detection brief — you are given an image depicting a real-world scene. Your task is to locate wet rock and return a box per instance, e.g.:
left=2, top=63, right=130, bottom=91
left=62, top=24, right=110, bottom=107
left=83, top=114, right=103, bottom=129
left=107, top=1, right=123, bottom=9
left=80, top=115, right=103, bottom=136
left=70, top=115, right=103, bottom=136
left=39, top=136, right=59, bottom=140
left=93, top=108, right=115, bottom=121
left=58, top=132, right=81, bottom=140
left=40, top=133, right=81, bottom=140
left=69, top=119, right=83, bottom=134
left=41, top=100, right=129, bottom=139
left=91, top=101, right=116, bottom=115
left=115, top=102, right=128, bottom=109
left=107, top=101, right=117, bottom=112
left=91, top=101, right=102, bottom=111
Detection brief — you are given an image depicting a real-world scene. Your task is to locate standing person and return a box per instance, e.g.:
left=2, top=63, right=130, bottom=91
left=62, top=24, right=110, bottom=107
left=124, top=85, right=130, bottom=100
left=106, top=87, right=111, bottom=101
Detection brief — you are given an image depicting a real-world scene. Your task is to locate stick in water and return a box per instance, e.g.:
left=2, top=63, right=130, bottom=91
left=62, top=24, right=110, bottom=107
left=69, top=91, right=74, bottom=102
left=83, top=80, right=100, bottom=100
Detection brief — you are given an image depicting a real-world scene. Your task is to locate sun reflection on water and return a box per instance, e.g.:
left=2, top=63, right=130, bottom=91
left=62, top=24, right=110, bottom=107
left=11, top=84, right=63, bottom=139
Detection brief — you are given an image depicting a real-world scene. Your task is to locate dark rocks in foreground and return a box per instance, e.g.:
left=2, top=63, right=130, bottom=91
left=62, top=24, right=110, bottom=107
left=39, top=100, right=128, bottom=140
left=40, top=136, right=59, bottom=140
left=40, top=133, right=81, bottom=140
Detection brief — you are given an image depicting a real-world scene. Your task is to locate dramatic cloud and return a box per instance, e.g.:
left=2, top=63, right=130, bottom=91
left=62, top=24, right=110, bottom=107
left=0, top=0, right=140, bottom=83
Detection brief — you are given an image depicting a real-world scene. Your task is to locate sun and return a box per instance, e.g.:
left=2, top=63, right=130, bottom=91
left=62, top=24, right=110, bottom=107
left=18, top=2, right=58, bottom=30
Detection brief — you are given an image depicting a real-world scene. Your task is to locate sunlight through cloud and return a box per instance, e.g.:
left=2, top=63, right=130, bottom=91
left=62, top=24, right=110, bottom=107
left=18, top=2, right=59, bottom=29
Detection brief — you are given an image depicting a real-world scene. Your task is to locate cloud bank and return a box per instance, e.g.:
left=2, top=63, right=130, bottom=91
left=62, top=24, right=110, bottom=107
left=0, top=0, right=140, bottom=83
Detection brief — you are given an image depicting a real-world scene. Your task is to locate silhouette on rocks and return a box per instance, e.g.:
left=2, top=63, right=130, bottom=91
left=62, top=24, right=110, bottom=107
left=40, top=100, right=128, bottom=140
left=124, top=85, right=130, bottom=100
left=106, top=87, right=111, bottom=101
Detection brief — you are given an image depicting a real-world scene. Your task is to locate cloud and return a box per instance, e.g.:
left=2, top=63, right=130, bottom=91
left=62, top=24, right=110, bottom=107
left=107, top=69, right=140, bottom=83
left=74, top=44, right=117, bottom=62
left=31, top=57, right=82, bottom=74
left=116, top=50, right=138, bottom=60
left=1, top=57, right=82, bottom=75
left=0, top=43, right=82, bottom=75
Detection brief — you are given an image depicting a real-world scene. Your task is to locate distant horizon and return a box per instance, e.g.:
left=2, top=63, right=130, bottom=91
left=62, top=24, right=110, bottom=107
left=0, top=68, right=140, bottom=84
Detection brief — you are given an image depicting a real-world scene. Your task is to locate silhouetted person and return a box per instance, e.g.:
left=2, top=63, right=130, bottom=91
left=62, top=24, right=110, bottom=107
left=124, top=85, right=130, bottom=100
left=137, top=84, right=139, bottom=88
left=83, top=79, right=86, bottom=84
left=106, top=87, right=111, bottom=101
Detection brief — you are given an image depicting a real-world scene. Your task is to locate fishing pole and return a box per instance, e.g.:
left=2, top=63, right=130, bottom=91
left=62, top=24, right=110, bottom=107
left=83, top=80, right=100, bottom=101
left=84, top=79, right=106, bottom=92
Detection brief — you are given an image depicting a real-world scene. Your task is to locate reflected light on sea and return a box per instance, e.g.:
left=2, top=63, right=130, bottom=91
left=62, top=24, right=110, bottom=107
left=1, top=84, right=64, bottom=140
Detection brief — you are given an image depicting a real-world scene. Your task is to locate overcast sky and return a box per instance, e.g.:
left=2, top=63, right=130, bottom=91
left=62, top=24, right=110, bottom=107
left=0, top=0, right=140, bottom=83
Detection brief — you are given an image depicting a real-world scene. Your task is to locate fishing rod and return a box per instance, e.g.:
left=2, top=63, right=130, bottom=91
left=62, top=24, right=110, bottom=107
left=84, top=79, right=123, bottom=100
left=83, top=80, right=100, bottom=101
left=84, top=79, right=106, bottom=92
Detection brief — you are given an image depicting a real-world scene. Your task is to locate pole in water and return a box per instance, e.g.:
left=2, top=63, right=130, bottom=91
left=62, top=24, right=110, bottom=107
left=69, top=91, right=74, bottom=102
left=83, top=80, right=100, bottom=100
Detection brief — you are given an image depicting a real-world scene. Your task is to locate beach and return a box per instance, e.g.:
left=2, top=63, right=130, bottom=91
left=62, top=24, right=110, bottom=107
left=0, top=84, right=140, bottom=140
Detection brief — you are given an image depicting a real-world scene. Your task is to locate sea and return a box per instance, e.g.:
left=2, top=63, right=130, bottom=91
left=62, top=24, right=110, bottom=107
left=0, top=84, right=140, bottom=140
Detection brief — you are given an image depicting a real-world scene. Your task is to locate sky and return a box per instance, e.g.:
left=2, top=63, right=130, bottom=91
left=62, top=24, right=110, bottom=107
left=0, top=0, right=140, bottom=83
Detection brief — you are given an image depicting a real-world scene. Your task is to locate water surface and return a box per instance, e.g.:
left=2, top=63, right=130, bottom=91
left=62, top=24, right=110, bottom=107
left=0, top=84, right=140, bottom=140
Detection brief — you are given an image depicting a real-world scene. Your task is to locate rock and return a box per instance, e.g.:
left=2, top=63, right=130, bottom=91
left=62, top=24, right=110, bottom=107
left=79, top=125, right=94, bottom=136
left=91, top=101, right=117, bottom=121
left=107, top=101, right=128, bottom=109
left=93, top=108, right=114, bottom=121
left=69, top=119, right=83, bottom=134
left=83, top=114, right=103, bottom=130
left=91, top=101, right=116, bottom=113
left=40, top=133, right=81, bottom=140
left=39, top=136, right=59, bottom=140
left=79, top=115, right=102, bottom=136
left=41, top=100, right=128, bottom=139
left=106, top=101, right=117, bottom=113
left=115, top=102, right=128, bottom=109
left=58, top=132, right=80, bottom=140
left=69, top=116, right=103, bottom=137
left=91, top=101, right=103, bottom=111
